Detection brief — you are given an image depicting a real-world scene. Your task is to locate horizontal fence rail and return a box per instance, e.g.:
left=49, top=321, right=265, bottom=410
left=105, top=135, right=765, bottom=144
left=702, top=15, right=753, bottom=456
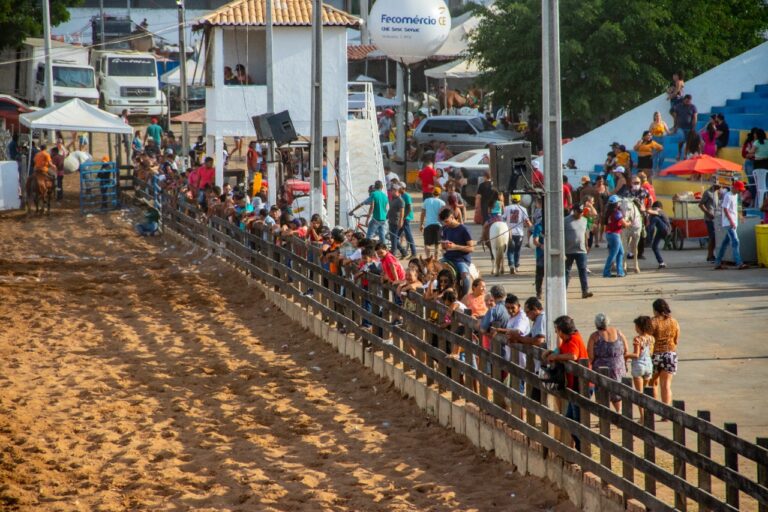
left=131, top=177, right=768, bottom=511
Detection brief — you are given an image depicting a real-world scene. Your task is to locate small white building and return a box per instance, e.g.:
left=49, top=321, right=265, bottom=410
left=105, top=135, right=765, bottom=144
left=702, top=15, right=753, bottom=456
left=194, top=0, right=359, bottom=206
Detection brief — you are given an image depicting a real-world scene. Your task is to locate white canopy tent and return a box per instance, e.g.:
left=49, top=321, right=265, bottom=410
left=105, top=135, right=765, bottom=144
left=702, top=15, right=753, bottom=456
left=433, top=14, right=481, bottom=58
left=20, top=98, right=132, bottom=135
left=424, top=59, right=481, bottom=80
left=160, top=59, right=206, bottom=87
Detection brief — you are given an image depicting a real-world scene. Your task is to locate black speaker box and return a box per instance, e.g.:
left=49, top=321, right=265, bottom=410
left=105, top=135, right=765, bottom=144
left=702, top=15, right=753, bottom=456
left=489, top=141, right=534, bottom=194
left=250, top=110, right=298, bottom=146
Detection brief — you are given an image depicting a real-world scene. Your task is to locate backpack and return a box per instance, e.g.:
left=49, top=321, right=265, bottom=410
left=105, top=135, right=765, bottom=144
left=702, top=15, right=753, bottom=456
left=538, top=363, right=566, bottom=392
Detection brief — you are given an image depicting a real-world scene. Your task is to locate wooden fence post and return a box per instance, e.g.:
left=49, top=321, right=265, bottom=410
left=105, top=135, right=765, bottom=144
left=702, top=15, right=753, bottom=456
left=724, top=422, right=739, bottom=509
left=509, top=345, right=522, bottom=418
left=673, top=400, right=687, bottom=511
left=696, top=410, right=712, bottom=512
left=577, top=358, right=592, bottom=457
left=596, top=367, right=611, bottom=471
left=491, top=334, right=505, bottom=409
left=643, top=386, right=656, bottom=496
left=621, top=376, right=634, bottom=487
left=757, top=437, right=768, bottom=512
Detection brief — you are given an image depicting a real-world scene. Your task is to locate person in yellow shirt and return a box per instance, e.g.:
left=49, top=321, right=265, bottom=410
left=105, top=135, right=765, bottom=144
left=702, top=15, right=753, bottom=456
left=633, top=131, right=664, bottom=174
left=615, top=144, right=632, bottom=171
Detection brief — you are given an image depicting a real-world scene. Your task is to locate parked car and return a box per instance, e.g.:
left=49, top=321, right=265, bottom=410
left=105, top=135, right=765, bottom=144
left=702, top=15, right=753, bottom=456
left=0, top=94, right=33, bottom=134
left=435, top=148, right=489, bottom=201
left=413, top=115, right=521, bottom=154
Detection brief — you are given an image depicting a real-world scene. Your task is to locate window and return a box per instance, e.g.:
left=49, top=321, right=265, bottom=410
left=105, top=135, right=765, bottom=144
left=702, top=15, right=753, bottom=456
left=469, top=117, right=494, bottom=132
left=451, top=120, right=477, bottom=135
left=422, top=120, right=453, bottom=134
left=52, top=66, right=95, bottom=88
left=107, top=57, right=156, bottom=77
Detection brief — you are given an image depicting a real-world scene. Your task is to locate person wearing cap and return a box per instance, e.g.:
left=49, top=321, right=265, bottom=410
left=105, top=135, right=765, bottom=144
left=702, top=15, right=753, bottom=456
left=698, top=181, right=722, bottom=262
left=714, top=181, right=749, bottom=270
left=602, top=195, right=631, bottom=278
left=574, top=175, right=593, bottom=206
left=615, top=145, right=632, bottom=173
left=420, top=187, right=446, bottom=258
left=145, top=117, right=163, bottom=147
left=502, top=194, right=531, bottom=274
left=531, top=159, right=544, bottom=187
left=386, top=184, right=407, bottom=258
left=612, top=165, right=628, bottom=196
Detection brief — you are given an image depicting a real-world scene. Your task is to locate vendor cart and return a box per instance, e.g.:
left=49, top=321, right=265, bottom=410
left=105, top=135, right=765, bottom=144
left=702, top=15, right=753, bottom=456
left=670, top=198, right=708, bottom=250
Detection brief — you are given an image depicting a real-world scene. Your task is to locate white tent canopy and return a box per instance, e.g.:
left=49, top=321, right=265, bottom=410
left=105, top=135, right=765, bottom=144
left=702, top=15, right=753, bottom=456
left=161, top=59, right=206, bottom=87
left=424, top=59, right=480, bottom=80
left=20, top=98, right=132, bottom=134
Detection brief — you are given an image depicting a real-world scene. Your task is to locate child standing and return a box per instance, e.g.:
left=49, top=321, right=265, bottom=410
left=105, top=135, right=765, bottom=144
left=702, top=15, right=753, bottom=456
left=626, top=315, right=655, bottom=422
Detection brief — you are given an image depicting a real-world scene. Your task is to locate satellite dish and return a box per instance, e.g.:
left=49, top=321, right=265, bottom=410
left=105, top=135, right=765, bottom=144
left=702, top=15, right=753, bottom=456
left=368, top=0, right=451, bottom=65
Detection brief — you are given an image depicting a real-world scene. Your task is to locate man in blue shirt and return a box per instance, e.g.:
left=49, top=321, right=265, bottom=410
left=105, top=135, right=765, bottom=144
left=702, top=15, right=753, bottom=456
left=420, top=187, right=446, bottom=258
left=438, top=208, right=475, bottom=296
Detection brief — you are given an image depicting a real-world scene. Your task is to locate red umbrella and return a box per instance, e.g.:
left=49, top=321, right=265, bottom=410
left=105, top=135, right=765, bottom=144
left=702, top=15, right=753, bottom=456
left=660, top=154, right=743, bottom=176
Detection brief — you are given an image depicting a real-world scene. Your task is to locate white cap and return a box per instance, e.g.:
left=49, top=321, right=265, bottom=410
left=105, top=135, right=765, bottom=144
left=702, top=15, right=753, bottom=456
left=532, top=159, right=541, bottom=169
left=613, top=165, right=625, bottom=173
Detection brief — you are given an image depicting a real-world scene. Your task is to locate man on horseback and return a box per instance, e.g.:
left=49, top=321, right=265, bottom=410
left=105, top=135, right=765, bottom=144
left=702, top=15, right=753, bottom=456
left=27, top=143, right=56, bottom=214
left=33, top=144, right=56, bottom=184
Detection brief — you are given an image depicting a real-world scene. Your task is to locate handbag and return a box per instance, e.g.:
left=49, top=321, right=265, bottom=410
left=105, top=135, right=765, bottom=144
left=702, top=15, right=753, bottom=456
left=538, top=363, right=565, bottom=392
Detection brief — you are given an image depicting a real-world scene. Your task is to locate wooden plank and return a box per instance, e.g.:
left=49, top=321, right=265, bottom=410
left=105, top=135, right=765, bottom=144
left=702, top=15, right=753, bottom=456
left=578, top=359, right=592, bottom=457
left=758, top=438, right=768, bottom=512
left=725, top=423, right=739, bottom=509
left=673, top=400, right=687, bottom=511
left=596, top=367, right=612, bottom=471
left=621, top=377, right=634, bottom=487
left=643, top=386, right=656, bottom=496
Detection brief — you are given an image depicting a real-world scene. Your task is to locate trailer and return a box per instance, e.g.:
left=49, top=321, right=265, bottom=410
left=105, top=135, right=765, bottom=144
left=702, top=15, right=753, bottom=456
left=0, top=38, right=98, bottom=107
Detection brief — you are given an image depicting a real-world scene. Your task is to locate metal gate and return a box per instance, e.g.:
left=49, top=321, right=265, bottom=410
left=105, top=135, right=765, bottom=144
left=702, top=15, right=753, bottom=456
left=79, top=161, right=120, bottom=213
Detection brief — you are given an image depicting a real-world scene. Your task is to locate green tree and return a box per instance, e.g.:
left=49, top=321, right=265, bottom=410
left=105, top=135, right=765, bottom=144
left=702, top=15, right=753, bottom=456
left=467, top=0, right=768, bottom=135
left=0, top=0, right=82, bottom=51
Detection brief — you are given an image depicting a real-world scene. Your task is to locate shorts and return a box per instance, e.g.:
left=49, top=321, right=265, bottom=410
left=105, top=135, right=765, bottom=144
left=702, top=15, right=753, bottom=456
left=652, top=352, right=678, bottom=375
left=631, top=360, right=653, bottom=379
left=424, top=224, right=441, bottom=245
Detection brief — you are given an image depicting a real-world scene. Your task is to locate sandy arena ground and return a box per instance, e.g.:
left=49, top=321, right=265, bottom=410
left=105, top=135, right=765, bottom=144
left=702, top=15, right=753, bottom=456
left=0, top=180, right=576, bottom=511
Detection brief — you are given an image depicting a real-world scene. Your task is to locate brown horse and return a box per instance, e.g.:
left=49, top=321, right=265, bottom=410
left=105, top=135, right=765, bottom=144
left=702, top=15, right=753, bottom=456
left=26, top=170, right=54, bottom=215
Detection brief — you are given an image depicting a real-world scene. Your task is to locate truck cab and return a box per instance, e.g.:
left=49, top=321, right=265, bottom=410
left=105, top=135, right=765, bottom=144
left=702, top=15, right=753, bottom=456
left=93, top=51, right=168, bottom=117
left=34, top=60, right=99, bottom=107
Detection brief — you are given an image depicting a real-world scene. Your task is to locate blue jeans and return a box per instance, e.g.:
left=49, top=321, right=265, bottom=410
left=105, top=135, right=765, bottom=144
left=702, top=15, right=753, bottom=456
left=648, top=216, right=669, bottom=264
left=603, top=232, right=625, bottom=277
left=398, top=222, right=417, bottom=256
left=507, top=235, right=524, bottom=267
left=443, top=258, right=472, bottom=296
left=135, top=222, right=158, bottom=236
left=367, top=218, right=387, bottom=242
left=388, top=223, right=405, bottom=255
left=565, top=252, right=589, bottom=293
left=716, top=226, right=742, bottom=266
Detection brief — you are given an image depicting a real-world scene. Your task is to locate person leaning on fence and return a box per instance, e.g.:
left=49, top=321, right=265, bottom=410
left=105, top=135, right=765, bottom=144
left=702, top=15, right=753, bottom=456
left=479, top=285, right=509, bottom=353
left=543, top=315, right=588, bottom=451
left=587, top=313, right=629, bottom=413
left=507, top=297, right=546, bottom=401
left=438, top=207, right=475, bottom=296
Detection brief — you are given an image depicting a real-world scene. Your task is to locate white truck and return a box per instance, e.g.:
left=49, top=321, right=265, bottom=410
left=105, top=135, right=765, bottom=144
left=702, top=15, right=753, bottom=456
left=0, top=38, right=99, bottom=107
left=91, top=50, right=168, bottom=117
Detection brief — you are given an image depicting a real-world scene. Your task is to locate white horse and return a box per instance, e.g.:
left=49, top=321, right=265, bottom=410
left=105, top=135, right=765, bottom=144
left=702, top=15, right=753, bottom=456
left=620, top=197, right=643, bottom=274
left=488, top=221, right=510, bottom=276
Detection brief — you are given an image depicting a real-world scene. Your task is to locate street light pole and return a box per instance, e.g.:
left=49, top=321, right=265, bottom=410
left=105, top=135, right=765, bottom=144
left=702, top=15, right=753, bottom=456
left=177, top=0, right=189, bottom=154
left=266, top=0, right=277, bottom=207
left=542, top=0, right=566, bottom=349
left=41, top=0, right=55, bottom=141
left=310, top=0, right=324, bottom=218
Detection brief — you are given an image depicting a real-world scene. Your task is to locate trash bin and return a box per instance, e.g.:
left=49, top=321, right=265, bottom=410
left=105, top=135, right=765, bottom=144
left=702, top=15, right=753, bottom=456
left=756, top=224, right=768, bottom=268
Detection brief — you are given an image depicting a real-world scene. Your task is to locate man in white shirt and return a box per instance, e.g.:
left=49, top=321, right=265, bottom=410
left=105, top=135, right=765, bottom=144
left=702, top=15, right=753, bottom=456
left=714, top=181, right=748, bottom=269
left=502, top=194, right=531, bottom=273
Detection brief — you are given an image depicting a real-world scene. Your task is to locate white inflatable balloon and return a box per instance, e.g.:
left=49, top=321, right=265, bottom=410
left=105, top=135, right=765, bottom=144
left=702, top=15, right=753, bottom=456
left=368, top=0, right=451, bottom=65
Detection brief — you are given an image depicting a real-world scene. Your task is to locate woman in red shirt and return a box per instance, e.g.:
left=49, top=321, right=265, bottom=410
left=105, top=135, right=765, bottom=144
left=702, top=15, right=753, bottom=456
left=602, top=195, right=631, bottom=278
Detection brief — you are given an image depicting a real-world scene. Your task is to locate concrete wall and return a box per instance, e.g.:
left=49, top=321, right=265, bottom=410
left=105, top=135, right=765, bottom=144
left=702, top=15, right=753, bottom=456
left=248, top=277, right=654, bottom=512
left=563, top=42, right=768, bottom=171
left=205, top=25, right=348, bottom=139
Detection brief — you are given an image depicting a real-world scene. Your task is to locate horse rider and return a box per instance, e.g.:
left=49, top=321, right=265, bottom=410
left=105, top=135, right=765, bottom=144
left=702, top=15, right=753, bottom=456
left=33, top=143, right=56, bottom=185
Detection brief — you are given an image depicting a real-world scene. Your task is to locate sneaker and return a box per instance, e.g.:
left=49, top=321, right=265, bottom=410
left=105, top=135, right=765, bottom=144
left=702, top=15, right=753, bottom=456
left=303, top=289, right=314, bottom=297
left=627, top=253, right=634, bottom=260
left=638, top=255, right=646, bottom=260
left=391, top=319, right=403, bottom=327
left=713, top=265, right=725, bottom=270
left=515, top=267, right=521, bottom=274
left=658, top=263, right=666, bottom=269
left=737, top=263, right=749, bottom=270
left=582, top=291, right=594, bottom=298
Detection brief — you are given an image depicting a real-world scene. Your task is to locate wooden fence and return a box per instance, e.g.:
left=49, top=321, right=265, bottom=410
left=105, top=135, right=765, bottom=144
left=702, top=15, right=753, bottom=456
left=132, top=178, right=768, bottom=511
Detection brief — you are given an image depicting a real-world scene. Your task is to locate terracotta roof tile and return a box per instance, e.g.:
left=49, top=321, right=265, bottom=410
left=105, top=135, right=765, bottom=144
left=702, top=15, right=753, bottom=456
left=347, top=44, right=378, bottom=61
left=197, top=0, right=359, bottom=28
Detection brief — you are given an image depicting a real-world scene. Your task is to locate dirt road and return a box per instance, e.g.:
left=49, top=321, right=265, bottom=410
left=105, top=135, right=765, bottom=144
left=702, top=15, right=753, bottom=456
left=0, top=189, right=575, bottom=511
